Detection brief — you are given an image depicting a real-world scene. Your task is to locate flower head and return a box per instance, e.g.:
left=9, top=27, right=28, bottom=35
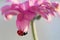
left=1, top=0, right=60, bottom=36
left=1, top=1, right=36, bottom=36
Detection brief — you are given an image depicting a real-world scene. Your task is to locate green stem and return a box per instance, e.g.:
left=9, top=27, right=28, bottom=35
left=31, top=20, right=38, bottom=40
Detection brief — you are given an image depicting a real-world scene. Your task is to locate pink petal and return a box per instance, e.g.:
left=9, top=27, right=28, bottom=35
left=38, top=6, right=48, bottom=20
left=28, top=6, right=39, bottom=12
left=24, top=10, right=36, bottom=21
left=38, top=2, right=58, bottom=20
left=16, top=20, right=30, bottom=33
left=4, top=15, right=13, bottom=21
left=2, top=5, right=20, bottom=15
left=39, top=11, right=48, bottom=20
left=16, top=14, right=30, bottom=33
left=1, top=5, right=21, bottom=20
left=11, top=4, right=19, bottom=10
left=19, top=1, right=30, bottom=10
left=29, top=0, right=37, bottom=6
left=7, top=0, right=20, bottom=4
left=1, top=5, right=11, bottom=15
left=46, top=8, right=55, bottom=16
left=55, top=3, right=60, bottom=16
left=16, top=13, right=24, bottom=21
left=52, top=2, right=59, bottom=9
left=37, top=0, right=50, bottom=5
left=11, top=4, right=24, bottom=12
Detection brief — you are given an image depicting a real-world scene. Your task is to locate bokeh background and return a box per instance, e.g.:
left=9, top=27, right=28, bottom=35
left=0, top=0, right=60, bottom=40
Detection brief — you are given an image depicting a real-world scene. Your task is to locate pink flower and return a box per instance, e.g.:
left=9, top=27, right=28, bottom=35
left=1, top=0, right=59, bottom=36
left=1, top=1, right=36, bottom=36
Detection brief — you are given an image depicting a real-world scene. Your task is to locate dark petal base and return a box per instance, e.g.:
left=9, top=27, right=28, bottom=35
left=17, top=30, right=28, bottom=36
